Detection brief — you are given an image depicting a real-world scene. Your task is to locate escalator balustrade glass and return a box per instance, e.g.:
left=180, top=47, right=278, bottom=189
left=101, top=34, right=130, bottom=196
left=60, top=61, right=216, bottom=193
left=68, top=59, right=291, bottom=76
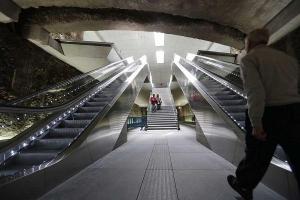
left=173, top=54, right=289, bottom=167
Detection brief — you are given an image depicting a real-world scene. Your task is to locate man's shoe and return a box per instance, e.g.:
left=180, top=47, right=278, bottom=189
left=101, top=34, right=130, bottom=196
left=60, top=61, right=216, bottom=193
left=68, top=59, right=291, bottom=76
left=227, top=175, right=253, bottom=200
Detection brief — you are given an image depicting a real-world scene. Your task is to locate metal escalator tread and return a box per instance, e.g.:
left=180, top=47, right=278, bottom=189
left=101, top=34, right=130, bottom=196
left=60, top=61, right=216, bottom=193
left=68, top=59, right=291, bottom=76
left=29, top=138, right=72, bottom=150
left=0, top=165, right=33, bottom=177
left=84, top=102, right=107, bottom=107
left=59, top=120, right=91, bottom=128
left=13, top=152, right=58, bottom=165
left=229, top=112, right=246, bottom=121
left=219, top=99, right=245, bottom=106
left=213, top=94, right=241, bottom=100
left=71, top=113, right=96, bottom=120
left=209, top=90, right=234, bottom=95
left=45, top=128, right=84, bottom=138
left=90, top=97, right=109, bottom=102
left=77, top=106, right=103, bottom=113
left=223, top=105, right=246, bottom=113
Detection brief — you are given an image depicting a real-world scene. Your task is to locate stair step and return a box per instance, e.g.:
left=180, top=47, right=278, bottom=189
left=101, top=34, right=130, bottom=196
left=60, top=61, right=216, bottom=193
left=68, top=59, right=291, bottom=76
left=0, top=165, right=33, bottom=177
left=213, top=95, right=241, bottom=100
left=13, top=152, right=57, bottom=165
left=219, top=99, right=245, bottom=106
left=45, top=128, right=83, bottom=138
left=223, top=105, right=246, bottom=113
left=90, top=97, right=109, bottom=102
left=85, top=102, right=107, bottom=107
left=29, top=138, right=72, bottom=151
left=59, top=120, right=90, bottom=128
left=70, top=113, right=96, bottom=120
left=77, top=106, right=102, bottom=113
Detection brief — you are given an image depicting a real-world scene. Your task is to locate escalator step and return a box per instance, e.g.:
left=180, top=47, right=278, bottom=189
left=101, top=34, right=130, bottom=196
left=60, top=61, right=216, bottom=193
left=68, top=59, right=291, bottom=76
left=13, top=152, right=57, bottom=165
left=46, top=128, right=83, bottom=138
left=30, top=138, right=72, bottom=150
left=77, top=107, right=102, bottom=113
left=223, top=105, right=246, bottom=113
left=213, top=94, right=241, bottom=100
left=85, top=102, right=107, bottom=107
left=90, top=97, right=109, bottom=102
left=70, top=113, right=96, bottom=120
left=60, top=120, right=90, bottom=128
left=219, top=99, right=245, bottom=106
left=229, top=112, right=245, bottom=121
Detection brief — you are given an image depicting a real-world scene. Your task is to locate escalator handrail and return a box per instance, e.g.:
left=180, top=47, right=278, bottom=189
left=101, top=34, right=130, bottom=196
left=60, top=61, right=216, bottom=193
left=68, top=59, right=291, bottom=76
left=6, top=58, right=132, bottom=106
left=180, top=55, right=246, bottom=99
left=188, top=54, right=241, bottom=76
left=0, top=60, right=132, bottom=113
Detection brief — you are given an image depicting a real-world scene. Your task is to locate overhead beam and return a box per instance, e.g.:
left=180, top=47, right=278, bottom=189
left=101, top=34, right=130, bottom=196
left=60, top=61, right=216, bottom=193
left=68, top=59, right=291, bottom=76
left=18, top=7, right=245, bottom=49
left=0, top=0, right=21, bottom=23
left=265, top=0, right=300, bottom=43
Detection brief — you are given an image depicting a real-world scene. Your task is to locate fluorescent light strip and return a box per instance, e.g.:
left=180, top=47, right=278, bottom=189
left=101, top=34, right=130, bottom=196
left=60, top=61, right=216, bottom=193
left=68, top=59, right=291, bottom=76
left=156, top=50, right=164, bottom=64
left=154, top=32, right=164, bottom=46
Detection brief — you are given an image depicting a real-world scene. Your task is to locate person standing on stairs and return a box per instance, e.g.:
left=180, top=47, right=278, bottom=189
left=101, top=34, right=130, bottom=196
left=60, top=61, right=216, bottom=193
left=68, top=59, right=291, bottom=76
left=156, top=94, right=162, bottom=110
left=150, top=94, right=157, bottom=112
left=227, top=28, right=300, bottom=200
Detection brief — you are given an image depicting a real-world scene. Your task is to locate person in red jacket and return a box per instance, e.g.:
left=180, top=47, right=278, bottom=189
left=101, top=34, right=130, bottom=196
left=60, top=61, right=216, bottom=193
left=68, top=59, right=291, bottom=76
left=150, top=94, right=157, bottom=112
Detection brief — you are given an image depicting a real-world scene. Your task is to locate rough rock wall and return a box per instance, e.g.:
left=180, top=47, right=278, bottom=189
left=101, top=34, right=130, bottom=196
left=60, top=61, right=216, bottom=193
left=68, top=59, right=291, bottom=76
left=0, top=24, right=81, bottom=103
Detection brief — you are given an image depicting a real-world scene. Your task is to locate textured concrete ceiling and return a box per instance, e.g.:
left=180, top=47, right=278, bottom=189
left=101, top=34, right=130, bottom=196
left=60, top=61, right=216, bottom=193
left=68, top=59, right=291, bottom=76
left=13, top=0, right=292, bottom=49
left=13, top=0, right=291, bottom=32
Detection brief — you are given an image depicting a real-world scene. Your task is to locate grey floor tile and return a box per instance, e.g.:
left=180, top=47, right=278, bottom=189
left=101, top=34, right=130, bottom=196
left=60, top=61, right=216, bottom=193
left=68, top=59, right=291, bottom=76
left=40, top=168, right=145, bottom=200
left=91, top=150, right=151, bottom=169
left=174, top=170, right=237, bottom=200
left=138, top=170, right=178, bottom=200
left=168, top=144, right=211, bottom=153
left=170, top=152, right=234, bottom=170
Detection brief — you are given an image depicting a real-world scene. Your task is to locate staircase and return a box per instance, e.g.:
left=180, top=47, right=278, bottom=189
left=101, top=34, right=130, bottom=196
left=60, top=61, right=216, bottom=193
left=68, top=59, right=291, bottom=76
left=146, top=106, right=179, bottom=130
left=146, top=88, right=179, bottom=130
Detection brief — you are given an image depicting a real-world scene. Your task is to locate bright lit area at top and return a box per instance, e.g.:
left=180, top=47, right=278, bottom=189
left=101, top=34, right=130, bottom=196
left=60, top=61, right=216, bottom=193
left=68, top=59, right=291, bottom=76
left=154, top=32, right=164, bottom=46
left=156, top=50, right=164, bottom=64
left=82, top=30, right=233, bottom=86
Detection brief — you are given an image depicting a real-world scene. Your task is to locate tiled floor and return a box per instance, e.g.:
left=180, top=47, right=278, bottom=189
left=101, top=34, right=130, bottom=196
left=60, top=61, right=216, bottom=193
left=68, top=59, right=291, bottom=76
left=40, top=125, right=286, bottom=200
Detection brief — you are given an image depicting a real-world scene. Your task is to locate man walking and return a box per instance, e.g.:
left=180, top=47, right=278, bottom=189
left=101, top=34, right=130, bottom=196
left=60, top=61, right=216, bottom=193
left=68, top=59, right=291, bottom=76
left=227, top=28, right=300, bottom=199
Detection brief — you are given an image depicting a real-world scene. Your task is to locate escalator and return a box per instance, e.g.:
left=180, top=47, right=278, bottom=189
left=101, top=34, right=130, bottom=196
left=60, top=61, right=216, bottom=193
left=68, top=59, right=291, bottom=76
left=172, top=54, right=289, bottom=170
left=0, top=56, right=149, bottom=199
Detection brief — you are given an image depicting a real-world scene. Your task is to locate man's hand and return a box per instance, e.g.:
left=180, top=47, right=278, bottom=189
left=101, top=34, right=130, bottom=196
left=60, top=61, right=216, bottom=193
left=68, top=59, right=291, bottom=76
left=252, top=127, right=267, bottom=141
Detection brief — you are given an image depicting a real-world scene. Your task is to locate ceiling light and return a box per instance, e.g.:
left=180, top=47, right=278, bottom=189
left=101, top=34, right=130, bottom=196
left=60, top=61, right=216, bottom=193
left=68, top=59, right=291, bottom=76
left=154, top=32, right=164, bottom=46
left=156, top=50, right=164, bottom=64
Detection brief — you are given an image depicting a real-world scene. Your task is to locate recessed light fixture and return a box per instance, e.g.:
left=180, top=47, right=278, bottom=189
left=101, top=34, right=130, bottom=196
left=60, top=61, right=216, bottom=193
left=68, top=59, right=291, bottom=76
left=154, top=32, right=164, bottom=46
left=156, top=50, right=164, bottom=64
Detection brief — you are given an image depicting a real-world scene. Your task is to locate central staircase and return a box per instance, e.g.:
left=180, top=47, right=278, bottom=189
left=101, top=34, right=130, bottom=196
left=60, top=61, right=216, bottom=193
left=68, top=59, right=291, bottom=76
left=146, top=106, right=179, bottom=130
left=146, top=87, right=179, bottom=130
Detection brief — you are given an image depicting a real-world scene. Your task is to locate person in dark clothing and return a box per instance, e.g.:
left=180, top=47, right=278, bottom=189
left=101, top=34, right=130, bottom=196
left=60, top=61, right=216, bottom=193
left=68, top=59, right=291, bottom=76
left=227, top=28, right=300, bottom=200
left=156, top=94, right=162, bottom=110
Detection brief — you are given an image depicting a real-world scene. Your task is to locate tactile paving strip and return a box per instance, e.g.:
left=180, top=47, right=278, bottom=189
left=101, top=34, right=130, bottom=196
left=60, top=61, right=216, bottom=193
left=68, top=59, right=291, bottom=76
left=148, top=145, right=172, bottom=170
left=137, top=170, right=178, bottom=200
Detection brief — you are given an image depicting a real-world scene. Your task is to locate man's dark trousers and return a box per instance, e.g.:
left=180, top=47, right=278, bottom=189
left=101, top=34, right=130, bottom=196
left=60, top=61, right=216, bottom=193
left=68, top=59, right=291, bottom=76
left=235, top=103, right=300, bottom=190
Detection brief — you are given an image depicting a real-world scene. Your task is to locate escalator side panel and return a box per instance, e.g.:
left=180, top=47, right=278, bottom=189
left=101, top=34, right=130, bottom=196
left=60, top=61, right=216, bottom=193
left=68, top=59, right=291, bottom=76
left=172, top=63, right=245, bottom=166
